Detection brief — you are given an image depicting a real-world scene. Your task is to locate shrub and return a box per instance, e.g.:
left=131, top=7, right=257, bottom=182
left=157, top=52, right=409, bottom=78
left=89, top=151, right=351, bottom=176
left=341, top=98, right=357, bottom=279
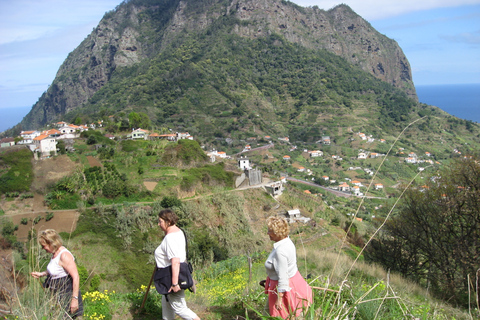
left=20, top=218, right=28, bottom=225
left=45, top=212, right=54, bottom=221
left=89, top=274, right=101, bottom=292
left=87, top=197, right=95, bottom=205
left=33, top=216, right=43, bottom=225
left=160, top=196, right=182, bottom=208
left=20, top=193, right=34, bottom=200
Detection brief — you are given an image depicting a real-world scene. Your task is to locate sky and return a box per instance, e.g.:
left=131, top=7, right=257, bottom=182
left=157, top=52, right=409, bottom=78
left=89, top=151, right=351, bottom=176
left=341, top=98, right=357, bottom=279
left=0, top=0, right=479, bottom=116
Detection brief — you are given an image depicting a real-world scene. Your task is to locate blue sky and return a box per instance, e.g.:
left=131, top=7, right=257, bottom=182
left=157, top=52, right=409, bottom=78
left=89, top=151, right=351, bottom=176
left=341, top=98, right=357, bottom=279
left=0, top=0, right=479, bottom=113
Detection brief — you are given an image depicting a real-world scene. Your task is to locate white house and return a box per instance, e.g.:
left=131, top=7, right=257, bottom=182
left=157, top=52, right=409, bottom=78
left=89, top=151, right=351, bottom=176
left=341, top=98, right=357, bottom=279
left=405, top=157, right=416, bottom=164
left=238, top=157, right=250, bottom=170
left=374, top=183, right=384, bottom=190
left=129, top=128, right=149, bottom=140
left=286, top=209, right=311, bottom=223
left=19, top=130, right=40, bottom=144
left=339, top=182, right=350, bottom=192
left=352, top=185, right=362, bottom=195
left=59, top=125, right=81, bottom=139
left=33, top=134, right=57, bottom=158
left=177, top=132, right=193, bottom=140
left=357, top=152, right=367, bottom=160
left=309, top=150, right=323, bottom=157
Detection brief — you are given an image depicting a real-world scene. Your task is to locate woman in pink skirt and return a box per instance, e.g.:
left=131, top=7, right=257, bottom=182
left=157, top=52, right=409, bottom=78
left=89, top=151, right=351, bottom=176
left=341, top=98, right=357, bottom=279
left=264, top=216, right=313, bottom=319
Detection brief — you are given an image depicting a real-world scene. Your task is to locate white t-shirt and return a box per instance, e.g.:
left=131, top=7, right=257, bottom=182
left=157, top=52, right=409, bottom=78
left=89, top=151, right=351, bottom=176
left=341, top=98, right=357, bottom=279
left=154, top=230, right=187, bottom=268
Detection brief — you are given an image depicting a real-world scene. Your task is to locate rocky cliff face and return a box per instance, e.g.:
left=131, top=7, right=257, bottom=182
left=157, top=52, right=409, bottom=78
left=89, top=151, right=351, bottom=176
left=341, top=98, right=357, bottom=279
left=21, top=0, right=416, bottom=129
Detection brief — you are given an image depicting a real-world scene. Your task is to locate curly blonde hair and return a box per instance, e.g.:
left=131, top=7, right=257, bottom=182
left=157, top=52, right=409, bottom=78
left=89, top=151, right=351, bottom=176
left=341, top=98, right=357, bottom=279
left=38, top=229, right=63, bottom=252
left=267, top=216, right=290, bottom=239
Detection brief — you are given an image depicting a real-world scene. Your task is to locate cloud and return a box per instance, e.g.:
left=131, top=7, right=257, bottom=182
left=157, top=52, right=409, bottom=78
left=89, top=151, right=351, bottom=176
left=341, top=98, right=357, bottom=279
left=292, top=0, right=480, bottom=20
left=440, top=30, right=480, bottom=45
left=0, top=0, right=120, bottom=45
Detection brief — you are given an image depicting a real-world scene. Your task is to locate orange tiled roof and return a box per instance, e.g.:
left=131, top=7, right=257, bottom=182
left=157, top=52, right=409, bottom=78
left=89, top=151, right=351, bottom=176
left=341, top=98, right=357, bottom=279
left=33, top=134, right=49, bottom=141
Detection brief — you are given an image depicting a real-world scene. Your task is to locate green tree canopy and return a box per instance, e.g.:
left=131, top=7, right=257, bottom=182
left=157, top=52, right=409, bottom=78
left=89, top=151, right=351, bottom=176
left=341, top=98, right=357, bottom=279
left=366, top=157, right=480, bottom=307
left=128, top=112, right=151, bottom=130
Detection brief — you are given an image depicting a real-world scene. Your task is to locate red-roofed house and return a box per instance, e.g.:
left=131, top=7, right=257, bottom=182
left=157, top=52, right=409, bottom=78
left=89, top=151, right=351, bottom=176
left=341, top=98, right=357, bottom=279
left=33, top=134, right=57, bottom=158
left=19, top=130, right=40, bottom=144
left=339, top=182, right=350, bottom=192
left=156, top=133, right=177, bottom=141
left=42, top=129, right=61, bottom=137
left=352, top=185, right=361, bottom=195
left=59, top=125, right=81, bottom=139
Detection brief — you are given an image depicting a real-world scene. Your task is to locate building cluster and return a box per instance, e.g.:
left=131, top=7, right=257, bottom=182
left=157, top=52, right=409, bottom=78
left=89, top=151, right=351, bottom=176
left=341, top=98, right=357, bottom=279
left=0, top=121, right=196, bottom=159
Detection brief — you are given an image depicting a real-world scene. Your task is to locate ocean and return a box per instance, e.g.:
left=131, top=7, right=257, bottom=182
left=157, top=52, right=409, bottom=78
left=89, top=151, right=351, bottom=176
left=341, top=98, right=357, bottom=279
left=0, top=106, right=31, bottom=133
left=416, top=83, right=480, bottom=123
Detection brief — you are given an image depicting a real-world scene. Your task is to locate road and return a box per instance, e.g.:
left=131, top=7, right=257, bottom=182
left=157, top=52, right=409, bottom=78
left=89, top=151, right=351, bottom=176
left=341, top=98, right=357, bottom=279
left=286, top=177, right=352, bottom=198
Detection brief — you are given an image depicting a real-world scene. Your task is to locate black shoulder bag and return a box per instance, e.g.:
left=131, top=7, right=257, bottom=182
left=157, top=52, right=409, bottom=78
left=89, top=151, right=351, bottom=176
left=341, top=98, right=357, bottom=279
left=154, top=228, right=194, bottom=295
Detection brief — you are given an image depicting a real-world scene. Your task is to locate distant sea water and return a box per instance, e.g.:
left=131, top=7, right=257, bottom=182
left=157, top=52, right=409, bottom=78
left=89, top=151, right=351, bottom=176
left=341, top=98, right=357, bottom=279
left=416, top=84, right=480, bottom=123
left=0, top=106, right=31, bottom=133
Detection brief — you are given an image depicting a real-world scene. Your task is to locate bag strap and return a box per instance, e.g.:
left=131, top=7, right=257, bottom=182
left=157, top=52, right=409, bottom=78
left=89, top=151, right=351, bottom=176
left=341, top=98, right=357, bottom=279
left=178, top=227, right=189, bottom=262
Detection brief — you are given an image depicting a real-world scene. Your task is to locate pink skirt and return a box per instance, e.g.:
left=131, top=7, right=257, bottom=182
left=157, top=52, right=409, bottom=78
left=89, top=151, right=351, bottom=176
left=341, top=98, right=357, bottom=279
left=265, top=271, right=313, bottom=319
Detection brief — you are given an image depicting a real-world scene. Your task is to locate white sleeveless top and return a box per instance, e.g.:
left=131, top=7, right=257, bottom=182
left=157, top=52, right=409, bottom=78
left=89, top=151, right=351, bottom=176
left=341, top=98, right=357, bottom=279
left=47, top=248, right=73, bottom=279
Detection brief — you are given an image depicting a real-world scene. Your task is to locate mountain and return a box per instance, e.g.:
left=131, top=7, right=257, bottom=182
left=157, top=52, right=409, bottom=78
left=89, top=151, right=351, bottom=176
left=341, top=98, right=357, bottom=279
left=14, top=0, right=417, bottom=138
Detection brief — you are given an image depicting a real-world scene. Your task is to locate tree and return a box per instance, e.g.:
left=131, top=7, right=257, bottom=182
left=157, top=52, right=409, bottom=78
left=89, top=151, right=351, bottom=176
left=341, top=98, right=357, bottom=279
left=160, top=196, right=182, bottom=208
left=87, top=135, right=97, bottom=145
left=56, top=139, right=66, bottom=154
left=366, top=157, right=480, bottom=307
left=128, top=111, right=151, bottom=129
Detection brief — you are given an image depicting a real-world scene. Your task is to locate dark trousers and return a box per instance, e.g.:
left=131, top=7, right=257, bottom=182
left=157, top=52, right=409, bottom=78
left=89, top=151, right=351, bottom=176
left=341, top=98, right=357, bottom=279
left=45, top=275, right=84, bottom=319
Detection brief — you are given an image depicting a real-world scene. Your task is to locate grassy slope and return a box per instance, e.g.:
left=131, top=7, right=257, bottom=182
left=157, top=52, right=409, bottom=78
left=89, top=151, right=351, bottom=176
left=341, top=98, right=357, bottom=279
left=2, top=125, right=479, bottom=318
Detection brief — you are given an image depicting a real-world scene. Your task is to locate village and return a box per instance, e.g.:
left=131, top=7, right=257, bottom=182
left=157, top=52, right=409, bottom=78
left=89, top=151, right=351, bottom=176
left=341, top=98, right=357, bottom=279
left=0, top=117, right=450, bottom=207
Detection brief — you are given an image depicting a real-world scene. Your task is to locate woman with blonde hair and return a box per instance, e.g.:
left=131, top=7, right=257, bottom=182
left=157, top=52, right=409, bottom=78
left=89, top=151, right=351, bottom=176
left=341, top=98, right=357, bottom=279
left=264, top=216, right=312, bottom=318
left=31, top=229, right=83, bottom=319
